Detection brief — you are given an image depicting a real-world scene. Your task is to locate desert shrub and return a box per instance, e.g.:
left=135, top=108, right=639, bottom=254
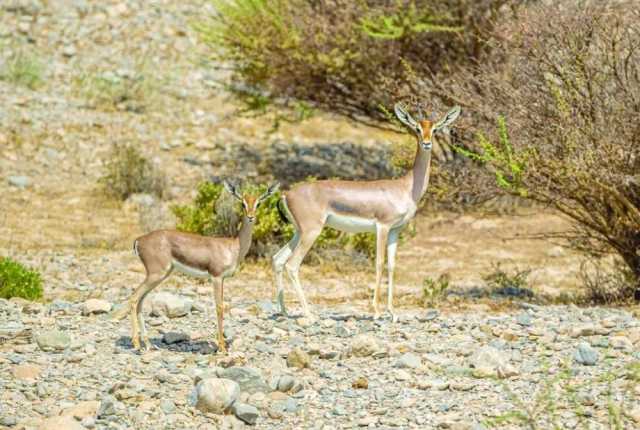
left=0, top=257, right=43, bottom=300
left=483, top=264, right=532, bottom=298
left=173, top=182, right=294, bottom=254
left=198, top=0, right=512, bottom=208
left=578, top=258, right=637, bottom=305
left=451, top=2, right=640, bottom=299
left=421, top=274, right=450, bottom=307
left=0, top=47, right=44, bottom=90
left=172, top=181, right=379, bottom=259
left=198, top=0, right=519, bottom=126
left=100, top=143, right=167, bottom=200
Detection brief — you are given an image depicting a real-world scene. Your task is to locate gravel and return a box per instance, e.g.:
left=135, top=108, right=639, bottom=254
left=5, top=297, right=636, bottom=429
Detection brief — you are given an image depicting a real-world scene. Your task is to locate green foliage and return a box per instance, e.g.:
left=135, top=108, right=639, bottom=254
left=483, top=263, right=532, bottom=298
left=421, top=273, right=450, bottom=306
left=453, top=117, right=529, bottom=196
left=172, top=180, right=379, bottom=259
left=173, top=182, right=294, bottom=252
left=360, top=3, right=462, bottom=40
left=0, top=257, right=43, bottom=301
left=100, top=143, right=167, bottom=201
left=0, top=48, right=44, bottom=90
left=197, top=0, right=506, bottom=124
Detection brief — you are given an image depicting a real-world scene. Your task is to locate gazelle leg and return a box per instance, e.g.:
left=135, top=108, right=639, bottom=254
left=386, top=229, right=399, bottom=323
left=128, top=272, right=165, bottom=351
left=137, top=268, right=171, bottom=350
left=213, top=277, right=226, bottom=354
left=272, top=233, right=299, bottom=316
left=372, top=225, right=389, bottom=319
left=284, top=228, right=321, bottom=318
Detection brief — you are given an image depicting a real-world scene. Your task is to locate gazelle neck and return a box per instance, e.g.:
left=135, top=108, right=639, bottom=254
left=404, top=138, right=433, bottom=203
left=238, top=215, right=254, bottom=262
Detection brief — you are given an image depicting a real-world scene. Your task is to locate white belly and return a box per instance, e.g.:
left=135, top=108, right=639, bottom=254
left=172, top=259, right=211, bottom=279
left=326, top=213, right=377, bottom=233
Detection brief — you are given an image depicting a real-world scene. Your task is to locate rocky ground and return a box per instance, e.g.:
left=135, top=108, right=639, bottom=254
left=2, top=1, right=640, bottom=429
left=2, top=294, right=640, bottom=429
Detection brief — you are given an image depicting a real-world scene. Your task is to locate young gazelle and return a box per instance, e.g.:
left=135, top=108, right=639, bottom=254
left=113, top=181, right=279, bottom=353
left=272, top=103, right=461, bottom=321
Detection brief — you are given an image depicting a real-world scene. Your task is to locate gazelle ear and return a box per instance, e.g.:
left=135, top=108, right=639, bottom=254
left=267, top=182, right=280, bottom=195
left=258, top=182, right=280, bottom=204
left=433, top=106, right=461, bottom=131
left=223, top=180, right=243, bottom=201
left=394, top=103, right=419, bottom=130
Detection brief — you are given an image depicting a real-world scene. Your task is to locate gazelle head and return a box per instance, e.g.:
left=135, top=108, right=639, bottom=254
left=223, top=181, right=281, bottom=223
left=394, top=103, right=462, bottom=150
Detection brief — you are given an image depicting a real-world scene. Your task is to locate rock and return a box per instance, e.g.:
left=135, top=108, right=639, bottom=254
left=8, top=175, right=30, bottom=188
left=574, top=342, right=599, bottom=366
left=60, top=401, right=100, bottom=419
left=232, top=402, right=259, bottom=425
left=287, top=348, right=311, bottom=369
left=469, top=346, right=506, bottom=377
left=255, top=300, right=276, bottom=314
left=0, top=416, right=17, bottom=427
left=394, top=352, right=422, bottom=369
left=37, top=416, right=84, bottom=430
left=35, top=329, right=71, bottom=352
left=62, top=45, right=77, bottom=57
left=335, top=324, right=351, bottom=338
left=394, top=369, right=411, bottom=381
left=516, top=313, right=532, bottom=326
left=570, top=324, right=599, bottom=338
left=163, top=331, right=189, bottom=344
left=81, top=417, right=95, bottom=429
left=150, top=292, right=192, bottom=318
left=271, top=374, right=296, bottom=392
left=420, top=309, right=440, bottom=321
left=350, top=334, right=380, bottom=357
left=352, top=376, right=368, bottom=389
left=194, top=378, right=240, bottom=414
left=12, top=363, right=41, bottom=380
left=358, top=416, right=378, bottom=426
left=218, top=367, right=270, bottom=394
left=417, top=378, right=449, bottom=390
left=610, top=336, right=633, bottom=351
left=221, top=414, right=247, bottom=429
left=629, top=407, right=640, bottom=424
left=82, top=299, right=112, bottom=315
left=497, top=364, right=519, bottom=379
left=97, top=395, right=118, bottom=418
left=160, top=399, right=176, bottom=414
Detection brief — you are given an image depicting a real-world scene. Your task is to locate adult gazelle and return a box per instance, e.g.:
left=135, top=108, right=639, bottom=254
left=272, top=103, right=461, bottom=321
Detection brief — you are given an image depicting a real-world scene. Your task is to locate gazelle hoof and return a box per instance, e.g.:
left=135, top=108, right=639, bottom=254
left=140, top=336, right=158, bottom=351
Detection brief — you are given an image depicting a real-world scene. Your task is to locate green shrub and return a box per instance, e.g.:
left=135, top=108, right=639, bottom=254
left=100, top=143, right=167, bottom=201
left=0, top=48, right=44, bottom=90
left=0, top=257, right=43, bottom=300
left=452, top=2, right=640, bottom=299
left=421, top=274, right=450, bottom=307
left=483, top=263, right=533, bottom=298
left=197, top=0, right=516, bottom=126
left=172, top=181, right=379, bottom=259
